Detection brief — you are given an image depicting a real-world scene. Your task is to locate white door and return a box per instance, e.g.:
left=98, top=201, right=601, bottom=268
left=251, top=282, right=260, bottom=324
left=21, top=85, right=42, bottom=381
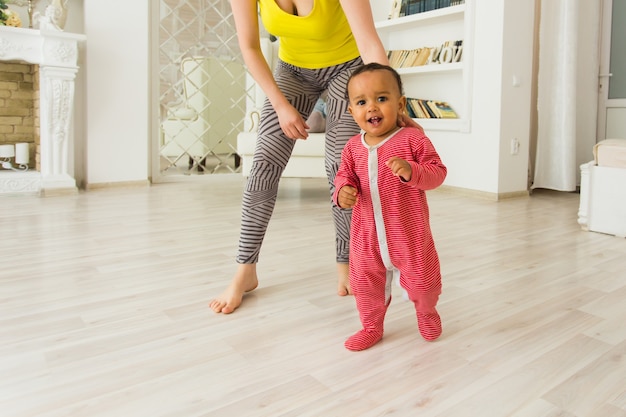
left=597, top=0, right=626, bottom=140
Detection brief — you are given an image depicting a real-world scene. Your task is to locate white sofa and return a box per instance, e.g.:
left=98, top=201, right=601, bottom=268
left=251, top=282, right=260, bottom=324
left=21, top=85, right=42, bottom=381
left=578, top=139, right=626, bottom=238
left=237, top=38, right=326, bottom=178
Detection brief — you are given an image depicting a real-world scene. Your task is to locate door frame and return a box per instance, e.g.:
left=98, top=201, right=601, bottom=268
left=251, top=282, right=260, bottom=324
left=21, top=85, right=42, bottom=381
left=597, top=0, right=626, bottom=141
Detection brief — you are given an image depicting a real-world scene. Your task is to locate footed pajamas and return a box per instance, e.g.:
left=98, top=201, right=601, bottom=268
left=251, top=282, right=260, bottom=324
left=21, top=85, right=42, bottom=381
left=333, top=127, right=447, bottom=351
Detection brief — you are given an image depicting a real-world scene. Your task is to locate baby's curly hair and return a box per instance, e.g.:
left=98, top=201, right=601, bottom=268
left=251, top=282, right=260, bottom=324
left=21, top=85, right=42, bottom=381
left=347, top=63, right=404, bottom=97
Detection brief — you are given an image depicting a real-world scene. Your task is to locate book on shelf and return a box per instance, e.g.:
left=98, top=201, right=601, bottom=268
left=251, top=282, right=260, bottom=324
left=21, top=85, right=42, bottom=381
left=432, top=101, right=459, bottom=118
left=388, top=0, right=403, bottom=19
left=389, top=0, right=464, bottom=19
left=406, top=0, right=421, bottom=15
left=405, top=101, right=417, bottom=118
left=387, top=40, right=463, bottom=69
left=406, top=98, right=458, bottom=119
left=413, top=47, right=432, bottom=66
left=421, top=100, right=438, bottom=118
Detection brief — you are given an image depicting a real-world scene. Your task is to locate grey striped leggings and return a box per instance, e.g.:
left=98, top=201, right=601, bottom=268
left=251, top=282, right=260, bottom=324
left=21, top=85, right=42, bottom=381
left=237, top=57, right=363, bottom=264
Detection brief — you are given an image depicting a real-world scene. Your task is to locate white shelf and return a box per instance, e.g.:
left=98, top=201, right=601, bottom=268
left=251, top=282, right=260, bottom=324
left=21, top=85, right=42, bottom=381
left=397, top=62, right=463, bottom=75
left=374, top=0, right=473, bottom=133
left=416, top=118, right=470, bottom=133
left=375, top=4, right=466, bottom=31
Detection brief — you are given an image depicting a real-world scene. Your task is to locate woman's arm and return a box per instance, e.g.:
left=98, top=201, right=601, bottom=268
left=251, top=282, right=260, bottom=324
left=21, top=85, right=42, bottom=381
left=340, top=1, right=422, bottom=131
left=230, top=0, right=310, bottom=139
left=339, top=0, right=389, bottom=65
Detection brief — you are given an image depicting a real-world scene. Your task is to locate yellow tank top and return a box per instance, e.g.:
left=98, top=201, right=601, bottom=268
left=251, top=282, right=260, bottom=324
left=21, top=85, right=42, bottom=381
left=258, top=0, right=360, bottom=69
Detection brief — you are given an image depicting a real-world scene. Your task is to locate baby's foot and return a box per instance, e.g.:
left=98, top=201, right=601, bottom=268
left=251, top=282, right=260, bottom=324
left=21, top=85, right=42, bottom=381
left=417, top=312, right=442, bottom=341
left=344, top=329, right=383, bottom=351
left=209, top=266, right=258, bottom=314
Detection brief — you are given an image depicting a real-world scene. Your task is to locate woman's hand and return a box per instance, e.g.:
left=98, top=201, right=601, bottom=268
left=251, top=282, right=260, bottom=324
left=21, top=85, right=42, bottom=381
left=398, top=113, right=424, bottom=132
left=275, top=103, right=310, bottom=140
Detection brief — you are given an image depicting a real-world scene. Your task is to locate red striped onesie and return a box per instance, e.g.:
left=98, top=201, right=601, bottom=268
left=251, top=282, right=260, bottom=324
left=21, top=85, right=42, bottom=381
left=333, top=127, right=447, bottom=351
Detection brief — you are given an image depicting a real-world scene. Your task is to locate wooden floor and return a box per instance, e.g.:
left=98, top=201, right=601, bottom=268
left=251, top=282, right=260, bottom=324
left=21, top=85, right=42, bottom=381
left=1, top=177, right=625, bottom=417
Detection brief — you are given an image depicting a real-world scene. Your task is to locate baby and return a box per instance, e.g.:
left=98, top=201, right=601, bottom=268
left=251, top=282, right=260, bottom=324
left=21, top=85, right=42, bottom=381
left=334, top=63, right=447, bottom=351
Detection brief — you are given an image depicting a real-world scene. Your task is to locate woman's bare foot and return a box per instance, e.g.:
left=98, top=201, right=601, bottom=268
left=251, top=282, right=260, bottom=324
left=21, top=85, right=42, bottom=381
left=209, top=264, right=258, bottom=314
left=337, top=263, right=352, bottom=296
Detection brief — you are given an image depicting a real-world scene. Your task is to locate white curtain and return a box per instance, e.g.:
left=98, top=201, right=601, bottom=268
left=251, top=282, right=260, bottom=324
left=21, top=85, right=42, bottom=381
left=532, top=0, right=600, bottom=191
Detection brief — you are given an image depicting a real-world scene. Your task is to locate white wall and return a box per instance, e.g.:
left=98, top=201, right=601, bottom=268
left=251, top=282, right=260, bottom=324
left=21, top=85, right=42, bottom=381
left=576, top=0, right=601, bottom=170
left=497, top=0, right=534, bottom=194
left=66, top=0, right=86, bottom=189
left=83, top=0, right=150, bottom=186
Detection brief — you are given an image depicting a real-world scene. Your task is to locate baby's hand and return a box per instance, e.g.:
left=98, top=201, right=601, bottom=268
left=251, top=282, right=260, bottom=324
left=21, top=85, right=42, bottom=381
left=386, top=157, right=412, bottom=182
left=338, top=185, right=358, bottom=208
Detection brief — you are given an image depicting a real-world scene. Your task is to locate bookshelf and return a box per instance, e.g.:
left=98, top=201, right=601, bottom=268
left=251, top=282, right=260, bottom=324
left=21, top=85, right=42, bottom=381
left=373, top=0, right=473, bottom=132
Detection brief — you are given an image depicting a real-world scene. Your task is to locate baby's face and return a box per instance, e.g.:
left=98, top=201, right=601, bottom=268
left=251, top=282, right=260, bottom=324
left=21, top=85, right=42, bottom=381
left=347, top=70, right=406, bottom=141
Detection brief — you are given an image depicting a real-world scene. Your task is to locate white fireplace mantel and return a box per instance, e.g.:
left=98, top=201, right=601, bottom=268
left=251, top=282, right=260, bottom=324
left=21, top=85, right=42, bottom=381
left=0, top=22, right=85, bottom=195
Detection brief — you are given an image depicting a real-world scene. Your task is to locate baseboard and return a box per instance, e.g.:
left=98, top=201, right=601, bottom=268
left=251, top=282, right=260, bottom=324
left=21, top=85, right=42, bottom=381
left=40, top=187, right=78, bottom=197
left=85, top=180, right=151, bottom=191
left=434, top=185, right=530, bottom=201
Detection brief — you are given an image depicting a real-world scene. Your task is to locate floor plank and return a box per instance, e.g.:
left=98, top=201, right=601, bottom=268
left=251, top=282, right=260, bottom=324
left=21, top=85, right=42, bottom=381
left=1, top=177, right=625, bottom=417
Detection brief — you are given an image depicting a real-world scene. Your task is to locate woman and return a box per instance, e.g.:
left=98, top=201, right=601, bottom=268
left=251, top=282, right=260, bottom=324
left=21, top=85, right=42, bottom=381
left=210, top=0, right=417, bottom=314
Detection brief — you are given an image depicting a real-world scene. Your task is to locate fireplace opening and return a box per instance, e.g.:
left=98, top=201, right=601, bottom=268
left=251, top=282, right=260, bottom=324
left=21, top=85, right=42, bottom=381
left=0, top=61, right=39, bottom=171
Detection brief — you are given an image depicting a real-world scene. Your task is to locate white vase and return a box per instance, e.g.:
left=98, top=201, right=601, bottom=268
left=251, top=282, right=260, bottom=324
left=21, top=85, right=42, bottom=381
left=48, top=0, right=68, bottom=30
